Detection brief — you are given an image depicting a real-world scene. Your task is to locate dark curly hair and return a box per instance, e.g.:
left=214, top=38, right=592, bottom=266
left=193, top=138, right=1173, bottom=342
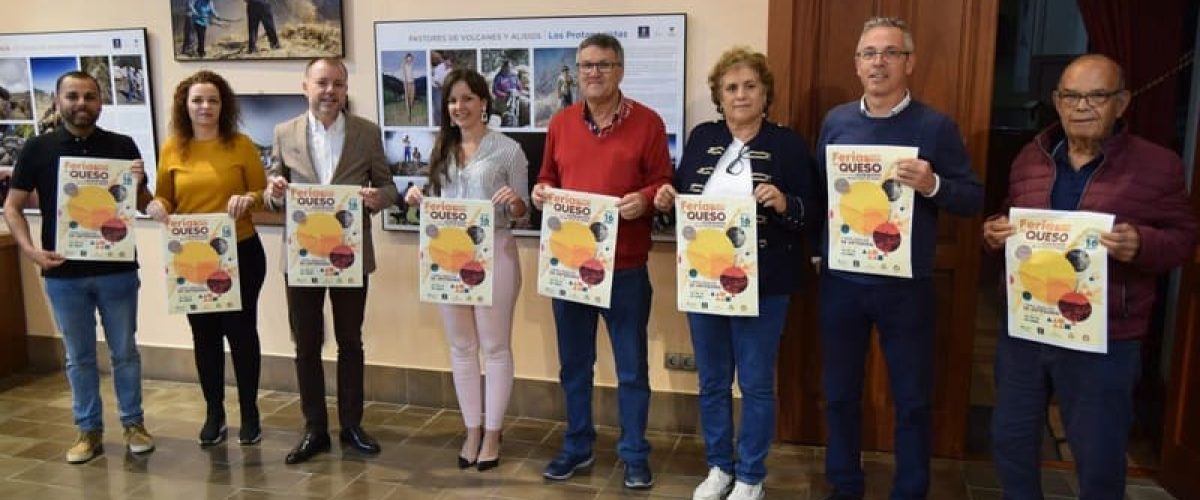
left=170, top=70, right=240, bottom=153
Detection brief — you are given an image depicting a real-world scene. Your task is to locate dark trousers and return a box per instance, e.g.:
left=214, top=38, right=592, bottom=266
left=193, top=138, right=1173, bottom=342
left=187, top=235, right=266, bottom=424
left=192, top=23, right=207, bottom=57
left=552, top=266, right=653, bottom=466
left=246, top=1, right=279, bottom=51
left=992, top=334, right=1141, bottom=500
left=820, top=272, right=935, bottom=500
left=286, top=276, right=369, bottom=433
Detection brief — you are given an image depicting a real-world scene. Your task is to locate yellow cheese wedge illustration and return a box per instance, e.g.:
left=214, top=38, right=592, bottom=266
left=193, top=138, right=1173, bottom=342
left=1017, top=249, right=1076, bottom=304
left=67, top=185, right=117, bottom=230
left=549, top=221, right=597, bottom=269
left=838, top=181, right=890, bottom=235
left=686, top=228, right=735, bottom=279
left=297, top=213, right=343, bottom=257
left=429, top=227, right=474, bottom=273
left=174, top=241, right=220, bottom=284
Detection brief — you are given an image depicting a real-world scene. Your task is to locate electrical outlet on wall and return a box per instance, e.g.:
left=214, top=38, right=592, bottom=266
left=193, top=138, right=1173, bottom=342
left=664, top=352, right=697, bottom=371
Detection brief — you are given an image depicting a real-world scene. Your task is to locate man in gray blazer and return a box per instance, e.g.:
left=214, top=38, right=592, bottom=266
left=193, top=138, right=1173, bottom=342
left=265, top=57, right=398, bottom=465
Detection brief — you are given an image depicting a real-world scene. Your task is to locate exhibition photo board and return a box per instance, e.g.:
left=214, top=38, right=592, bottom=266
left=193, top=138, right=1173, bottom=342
left=374, top=14, right=687, bottom=231
left=0, top=27, right=156, bottom=210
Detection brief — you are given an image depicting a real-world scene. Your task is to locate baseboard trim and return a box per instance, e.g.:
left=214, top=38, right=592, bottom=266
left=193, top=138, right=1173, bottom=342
left=24, top=335, right=704, bottom=434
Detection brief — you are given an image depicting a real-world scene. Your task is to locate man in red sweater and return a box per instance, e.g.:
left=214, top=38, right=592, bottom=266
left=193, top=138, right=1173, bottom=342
left=983, top=54, right=1197, bottom=500
left=532, top=33, right=672, bottom=490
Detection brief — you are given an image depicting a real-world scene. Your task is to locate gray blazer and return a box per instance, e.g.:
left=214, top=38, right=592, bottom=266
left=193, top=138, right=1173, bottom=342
left=264, top=112, right=398, bottom=275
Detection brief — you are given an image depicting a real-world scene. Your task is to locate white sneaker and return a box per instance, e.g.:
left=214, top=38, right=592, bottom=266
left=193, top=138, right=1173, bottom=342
left=728, top=480, right=765, bottom=500
left=692, top=466, right=734, bottom=500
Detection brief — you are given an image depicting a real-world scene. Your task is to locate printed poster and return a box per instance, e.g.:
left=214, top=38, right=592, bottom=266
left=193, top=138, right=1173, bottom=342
left=675, top=195, right=759, bottom=316
left=418, top=198, right=495, bottom=305
left=825, top=145, right=919, bottom=278
left=55, top=157, right=136, bottom=261
left=286, top=184, right=364, bottom=287
left=1006, top=208, right=1114, bottom=353
left=537, top=188, right=619, bottom=308
left=163, top=213, right=240, bottom=314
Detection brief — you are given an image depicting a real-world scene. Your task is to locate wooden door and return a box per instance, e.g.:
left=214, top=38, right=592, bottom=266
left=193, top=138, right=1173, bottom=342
left=768, top=0, right=999, bottom=457
left=1159, top=126, right=1200, bottom=499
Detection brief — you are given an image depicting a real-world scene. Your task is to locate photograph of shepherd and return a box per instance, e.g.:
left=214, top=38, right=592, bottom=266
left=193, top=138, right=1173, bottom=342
left=171, top=0, right=345, bottom=60
left=0, top=124, right=35, bottom=208
left=112, top=55, right=147, bottom=105
left=430, top=49, right=477, bottom=126
left=482, top=49, right=531, bottom=128
left=30, top=57, right=77, bottom=120
left=0, top=59, right=33, bottom=121
left=381, top=51, right=429, bottom=127
left=533, top=47, right=577, bottom=127
left=80, top=56, right=115, bottom=105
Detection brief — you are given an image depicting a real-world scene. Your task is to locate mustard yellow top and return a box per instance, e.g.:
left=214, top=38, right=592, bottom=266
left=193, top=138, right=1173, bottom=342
left=154, top=133, right=267, bottom=241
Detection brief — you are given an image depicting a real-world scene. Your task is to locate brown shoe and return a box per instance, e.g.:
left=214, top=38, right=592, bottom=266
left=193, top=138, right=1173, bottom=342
left=66, top=430, right=104, bottom=464
left=124, top=423, right=155, bottom=454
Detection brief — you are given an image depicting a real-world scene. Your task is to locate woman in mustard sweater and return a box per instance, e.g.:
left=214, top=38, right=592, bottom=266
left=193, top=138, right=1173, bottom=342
left=147, top=70, right=267, bottom=447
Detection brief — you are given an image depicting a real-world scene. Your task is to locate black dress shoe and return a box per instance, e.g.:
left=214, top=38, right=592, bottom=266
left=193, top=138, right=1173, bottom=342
left=339, top=426, right=381, bottom=454
left=285, top=431, right=331, bottom=464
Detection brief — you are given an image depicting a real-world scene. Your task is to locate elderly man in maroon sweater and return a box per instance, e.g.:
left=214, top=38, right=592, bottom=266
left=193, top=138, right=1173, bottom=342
left=531, top=33, right=672, bottom=490
left=983, top=54, right=1196, bottom=500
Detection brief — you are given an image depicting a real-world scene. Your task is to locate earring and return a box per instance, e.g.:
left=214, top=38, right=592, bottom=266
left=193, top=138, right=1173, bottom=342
left=482, top=112, right=488, bottom=123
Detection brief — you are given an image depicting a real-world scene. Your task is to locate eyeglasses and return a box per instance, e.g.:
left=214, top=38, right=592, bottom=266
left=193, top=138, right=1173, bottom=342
left=726, top=145, right=749, bottom=175
left=1053, top=89, right=1124, bottom=107
left=855, top=49, right=911, bottom=62
left=576, top=61, right=622, bottom=74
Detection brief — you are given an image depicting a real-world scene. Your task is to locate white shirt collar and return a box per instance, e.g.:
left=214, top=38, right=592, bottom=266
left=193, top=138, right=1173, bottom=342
left=859, top=90, right=912, bottom=118
left=307, top=111, right=345, bottom=133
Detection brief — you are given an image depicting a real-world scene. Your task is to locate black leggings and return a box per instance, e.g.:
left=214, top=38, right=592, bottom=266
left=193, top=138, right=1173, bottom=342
left=187, top=234, right=266, bottom=423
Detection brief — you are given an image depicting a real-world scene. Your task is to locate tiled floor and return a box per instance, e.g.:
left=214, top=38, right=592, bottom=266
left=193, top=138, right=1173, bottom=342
left=0, top=372, right=1177, bottom=499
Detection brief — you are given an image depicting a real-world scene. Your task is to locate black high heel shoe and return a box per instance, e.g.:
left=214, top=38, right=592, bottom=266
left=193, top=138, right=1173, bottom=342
left=458, top=429, right=481, bottom=469
left=476, top=433, right=502, bottom=472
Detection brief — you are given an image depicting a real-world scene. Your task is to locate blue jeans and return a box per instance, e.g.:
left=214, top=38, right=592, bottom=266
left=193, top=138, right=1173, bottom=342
left=992, top=334, right=1141, bottom=500
left=44, top=270, right=143, bottom=431
left=820, top=273, right=935, bottom=500
left=552, top=266, right=652, bottom=466
left=689, top=294, right=790, bottom=485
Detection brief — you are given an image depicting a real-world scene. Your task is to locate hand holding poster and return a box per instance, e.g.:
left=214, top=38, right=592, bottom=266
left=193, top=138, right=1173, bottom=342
left=419, top=198, right=495, bottom=305
left=537, top=187, right=619, bottom=307
left=55, top=157, right=137, bottom=261
left=825, top=145, right=919, bottom=278
left=1006, top=208, right=1115, bottom=353
left=286, top=184, right=364, bottom=287
left=675, top=195, right=758, bottom=316
left=163, top=213, right=240, bottom=314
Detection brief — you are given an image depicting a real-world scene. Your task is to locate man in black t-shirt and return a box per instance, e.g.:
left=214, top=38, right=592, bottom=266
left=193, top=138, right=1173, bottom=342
left=3, top=71, right=154, bottom=465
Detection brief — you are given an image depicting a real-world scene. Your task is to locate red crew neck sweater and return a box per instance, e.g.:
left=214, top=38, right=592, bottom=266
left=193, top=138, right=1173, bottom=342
left=538, top=99, right=672, bottom=269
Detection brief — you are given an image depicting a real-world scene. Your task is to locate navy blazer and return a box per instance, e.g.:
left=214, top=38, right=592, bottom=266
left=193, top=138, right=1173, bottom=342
left=674, top=119, right=817, bottom=295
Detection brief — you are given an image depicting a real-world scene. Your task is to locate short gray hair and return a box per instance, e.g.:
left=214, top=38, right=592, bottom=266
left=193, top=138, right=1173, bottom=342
left=861, top=17, right=914, bottom=53
left=578, top=33, right=624, bottom=64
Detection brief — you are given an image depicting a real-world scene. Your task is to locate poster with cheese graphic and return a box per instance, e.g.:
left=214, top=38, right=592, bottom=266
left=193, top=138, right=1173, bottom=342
left=286, top=184, right=364, bottom=287
left=163, top=213, right=241, bottom=314
left=55, top=157, right=137, bottom=261
left=675, top=195, right=758, bottom=316
left=537, top=188, right=619, bottom=308
left=418, top=198, right=495, bottom=305
left=825, top=145, right=919, bottom=278
left=1006, top=208, right=1113, bottom=353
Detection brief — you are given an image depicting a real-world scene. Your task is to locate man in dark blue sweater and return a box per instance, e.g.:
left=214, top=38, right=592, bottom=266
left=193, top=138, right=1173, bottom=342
left=816, top=17, right=983, bottom=500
